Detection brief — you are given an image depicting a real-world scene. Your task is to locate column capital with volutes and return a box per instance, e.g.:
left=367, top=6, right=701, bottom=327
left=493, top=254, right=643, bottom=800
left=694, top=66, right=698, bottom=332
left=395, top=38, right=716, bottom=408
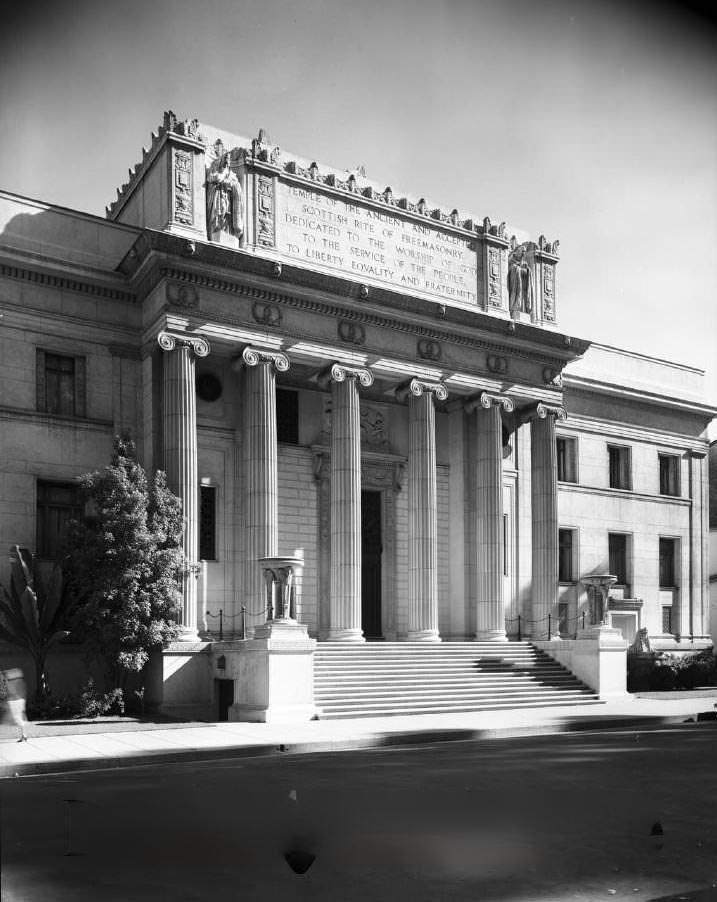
left=464, top=392, right=514, bottom=415
left=233, top=346, right=290, bottom=373
left=396, top=378, right=448, bottom=403
left=157, top=330, right=210, bottom=357
left=317, top=362, right=374, bottom=390
left=519, top=401, right=567, bottom=425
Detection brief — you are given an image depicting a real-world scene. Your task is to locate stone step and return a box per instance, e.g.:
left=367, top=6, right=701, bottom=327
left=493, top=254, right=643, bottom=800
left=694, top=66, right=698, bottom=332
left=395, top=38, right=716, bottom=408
left=312, top=640, right=598, bottom=719
left=317, top=696, right=605, bottom=719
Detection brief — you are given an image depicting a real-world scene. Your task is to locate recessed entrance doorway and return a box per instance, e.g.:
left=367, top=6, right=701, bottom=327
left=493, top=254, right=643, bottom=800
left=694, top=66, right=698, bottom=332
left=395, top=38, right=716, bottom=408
left=361, top=490, right=383, bottom=639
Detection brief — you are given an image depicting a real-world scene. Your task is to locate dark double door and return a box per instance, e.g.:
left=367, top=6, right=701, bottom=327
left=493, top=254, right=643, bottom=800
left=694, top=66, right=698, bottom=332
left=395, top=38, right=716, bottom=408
left=361, top=490, right=382, bottom=639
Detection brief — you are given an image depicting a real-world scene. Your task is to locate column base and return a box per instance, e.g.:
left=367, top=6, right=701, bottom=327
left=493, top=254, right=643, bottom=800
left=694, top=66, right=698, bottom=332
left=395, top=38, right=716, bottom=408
left=177, top=625, right=200, bottom=642
left=407, top=630, right=442, bottom=642
left=325, top=628, right=366, bottom=642
left=474, top=629, right=507, bottom=641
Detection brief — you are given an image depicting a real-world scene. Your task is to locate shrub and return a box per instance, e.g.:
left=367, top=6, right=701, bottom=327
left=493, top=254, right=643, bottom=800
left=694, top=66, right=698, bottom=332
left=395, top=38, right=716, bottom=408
left=64, top=436, right=183, bottom=690
left=79, top=679, right=125, bottom=717
left=27, top=693, right=79, bottom=721
left=627, top=649, right=716, bottom=692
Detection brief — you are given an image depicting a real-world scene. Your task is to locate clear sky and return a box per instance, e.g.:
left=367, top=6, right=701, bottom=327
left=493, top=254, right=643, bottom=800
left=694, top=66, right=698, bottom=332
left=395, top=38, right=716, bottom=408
left=1, top=0, right=715, bottom=419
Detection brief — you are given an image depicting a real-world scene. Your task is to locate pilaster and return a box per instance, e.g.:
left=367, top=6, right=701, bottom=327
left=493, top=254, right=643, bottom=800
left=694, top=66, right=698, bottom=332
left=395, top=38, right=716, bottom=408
left=158, top=330, right=210, bottom=639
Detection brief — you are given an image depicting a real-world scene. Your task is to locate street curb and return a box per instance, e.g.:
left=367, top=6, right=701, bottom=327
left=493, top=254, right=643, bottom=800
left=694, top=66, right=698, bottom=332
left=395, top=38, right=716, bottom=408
left=2, top=711, right=715, bottom=779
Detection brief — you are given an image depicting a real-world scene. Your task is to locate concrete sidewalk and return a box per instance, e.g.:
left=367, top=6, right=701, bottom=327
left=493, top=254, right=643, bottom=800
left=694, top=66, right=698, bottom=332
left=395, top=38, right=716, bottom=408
left=1, top=693, right=715, bottom=779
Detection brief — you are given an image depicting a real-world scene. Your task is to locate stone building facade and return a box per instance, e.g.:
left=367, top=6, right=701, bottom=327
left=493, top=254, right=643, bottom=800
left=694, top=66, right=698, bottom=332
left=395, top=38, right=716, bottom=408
left=0, top=112, right=713, bottom=714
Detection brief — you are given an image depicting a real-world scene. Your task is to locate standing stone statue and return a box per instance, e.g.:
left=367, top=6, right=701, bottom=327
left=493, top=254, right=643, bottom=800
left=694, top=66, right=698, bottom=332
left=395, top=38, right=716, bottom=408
left=206, top=151, right=244, bottom=242
left=508, top=244, right=534, bottom=316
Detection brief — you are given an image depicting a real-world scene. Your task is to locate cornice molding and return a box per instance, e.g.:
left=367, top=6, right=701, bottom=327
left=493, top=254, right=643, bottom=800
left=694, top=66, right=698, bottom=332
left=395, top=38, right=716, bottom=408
left=563, top=374, right=717, bottom=420
left=0, top=261, right=135, bottom=303
left=0, top=406, right=114, bottom=432
left=557, top=413, right=710, bottom=453
left=151, top=264, right=571, bottom=367
left=557, top=481, right=692, bottom=507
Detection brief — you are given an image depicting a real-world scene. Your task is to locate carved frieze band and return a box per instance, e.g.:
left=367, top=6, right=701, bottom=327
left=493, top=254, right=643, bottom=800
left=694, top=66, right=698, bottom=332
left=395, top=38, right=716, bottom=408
left=396, top=378, right=448, bottom=403
left=157, top=330, right=210, bottom=357
left=417, top=338, right=441, bottom=361
left=464, top=392, right=515, bottom=415
left=252, top=302, right=282, bottom=327
left=338, top=320, right=366, bottom=346
left=166, top=281, right=199, bottom=310
left=317, top=363, right=374, bottom=390
left=240, top=346, right=290, bottom=372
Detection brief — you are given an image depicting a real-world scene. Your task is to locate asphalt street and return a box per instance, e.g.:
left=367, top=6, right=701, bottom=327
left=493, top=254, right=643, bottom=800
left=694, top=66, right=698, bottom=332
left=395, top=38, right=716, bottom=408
left=2, top=723, right=716, bottom=901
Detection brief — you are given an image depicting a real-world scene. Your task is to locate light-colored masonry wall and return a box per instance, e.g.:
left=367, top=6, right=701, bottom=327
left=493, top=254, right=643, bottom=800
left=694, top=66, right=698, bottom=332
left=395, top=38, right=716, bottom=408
left=558, top=343, right=712, bottom=639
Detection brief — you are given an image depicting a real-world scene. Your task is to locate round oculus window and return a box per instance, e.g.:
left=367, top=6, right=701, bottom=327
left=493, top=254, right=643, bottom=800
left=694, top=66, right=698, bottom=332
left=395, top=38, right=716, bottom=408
left=196, top=372, right=223, bottom=403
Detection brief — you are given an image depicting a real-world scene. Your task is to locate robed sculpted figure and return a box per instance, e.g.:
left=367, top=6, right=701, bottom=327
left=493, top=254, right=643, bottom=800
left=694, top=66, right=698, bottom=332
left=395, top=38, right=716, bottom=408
left=508, top=244, right=534, bottom=317
left=206, top=152, right=244, bottom=241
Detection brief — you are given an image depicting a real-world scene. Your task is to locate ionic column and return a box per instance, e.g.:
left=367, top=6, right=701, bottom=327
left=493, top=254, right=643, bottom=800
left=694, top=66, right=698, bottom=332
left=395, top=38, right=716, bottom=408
left=158, top=330, right=210, bottom=640
left=467, top=392, right=514, bottom=640
left=398, top=378, right=447, bottom=641
left=238, top=346, right=290, bottom=635
left=528, top=402, right=567, bottom=639
left=319, top=363, right=374, bottom=642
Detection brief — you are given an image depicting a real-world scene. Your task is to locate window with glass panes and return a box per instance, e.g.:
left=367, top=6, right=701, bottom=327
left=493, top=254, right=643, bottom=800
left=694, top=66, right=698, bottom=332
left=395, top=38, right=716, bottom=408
left=658, top=454, right=680, bottom=496
left=556, top=437, right=577, bottom=483
left=37, top=350, right=86, bottom=417
left=608, top=533, right=628, bottom=585
left=659, top=537, right=676, bottom=588
left=36, top=480, right=82, bottom=559
left=608, top=445, right=631, bottom=490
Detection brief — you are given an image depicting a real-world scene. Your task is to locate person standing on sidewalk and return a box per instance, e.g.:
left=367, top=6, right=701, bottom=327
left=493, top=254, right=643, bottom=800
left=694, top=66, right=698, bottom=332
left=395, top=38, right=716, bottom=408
left=1, top=668, right=28, bottom=742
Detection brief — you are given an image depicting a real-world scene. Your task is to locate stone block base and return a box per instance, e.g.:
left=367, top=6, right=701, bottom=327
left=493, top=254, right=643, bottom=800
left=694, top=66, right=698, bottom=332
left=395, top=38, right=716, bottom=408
left=221, top=621, right=318, bottom=723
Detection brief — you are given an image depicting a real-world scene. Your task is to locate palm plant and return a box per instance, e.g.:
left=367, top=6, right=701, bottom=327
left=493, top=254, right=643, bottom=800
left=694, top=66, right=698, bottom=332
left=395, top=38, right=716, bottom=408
left=0, top=546, right=71, bottom=702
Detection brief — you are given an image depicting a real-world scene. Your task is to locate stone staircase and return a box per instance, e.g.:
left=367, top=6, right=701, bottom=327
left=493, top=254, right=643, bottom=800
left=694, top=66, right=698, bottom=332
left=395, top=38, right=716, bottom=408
left=314, top=640, right=603, bottom=719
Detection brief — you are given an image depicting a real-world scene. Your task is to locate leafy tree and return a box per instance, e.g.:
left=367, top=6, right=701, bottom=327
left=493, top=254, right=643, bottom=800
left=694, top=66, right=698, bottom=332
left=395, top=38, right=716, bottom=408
left=0, top=546, right=72, bottom=702
left=64, top=436, right=183, bottom=688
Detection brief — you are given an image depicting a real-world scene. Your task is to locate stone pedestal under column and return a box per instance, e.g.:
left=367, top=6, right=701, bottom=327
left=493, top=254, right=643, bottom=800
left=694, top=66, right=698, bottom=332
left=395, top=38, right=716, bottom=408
left=468, top=392, right=513, bottom=640
left=238, top=347, right=289, bottom=635
left=401, top=378, right=447, bottom=641
left=319, top=363, right=373, bottom=642
left=529, top=402, right=566, bottom=640
left=158, top=330, right=210, bottom=640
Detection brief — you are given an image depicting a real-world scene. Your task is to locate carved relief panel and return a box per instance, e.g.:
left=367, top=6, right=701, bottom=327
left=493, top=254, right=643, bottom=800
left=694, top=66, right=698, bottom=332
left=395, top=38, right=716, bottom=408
left=255, top=174, right=276, bottom=247
left=172, top=148, right=194, bottom=226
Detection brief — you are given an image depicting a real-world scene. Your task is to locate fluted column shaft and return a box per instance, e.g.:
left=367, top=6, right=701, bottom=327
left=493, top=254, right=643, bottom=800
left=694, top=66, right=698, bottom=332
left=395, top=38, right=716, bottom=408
left=322, top=364, right=373, bottom=642
left=530, top=403, right=566, bottom=638
left=159, top=331, right=210, bottom=639
left=404, top=379, right=447, bottom=641
left=240, top=347, right=289, bottom=634
left=471, top=393, right=513, bottom=640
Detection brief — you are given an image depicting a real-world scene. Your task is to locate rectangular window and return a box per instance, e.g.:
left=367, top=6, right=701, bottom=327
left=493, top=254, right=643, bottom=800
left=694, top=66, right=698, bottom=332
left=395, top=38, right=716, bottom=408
left=658, top=454, right=680, bottom=496
left=662, top=606, right=672, bottom=634
left=558, top=528, right=576, bottom=582
left=556, top=437, right=577, bottom=483
left=199, top=485, right=217, bottom=561
left=276, top=389, right=299, bottom=444
left=608, top=533, right=628, bottom=586
left=608, top=445, right=631, bottom=490
left=36, top=480, right=82, bottom=559
left=659, top=537, right=677, bottom=588
left=36, top=350, right=86, bottom=417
